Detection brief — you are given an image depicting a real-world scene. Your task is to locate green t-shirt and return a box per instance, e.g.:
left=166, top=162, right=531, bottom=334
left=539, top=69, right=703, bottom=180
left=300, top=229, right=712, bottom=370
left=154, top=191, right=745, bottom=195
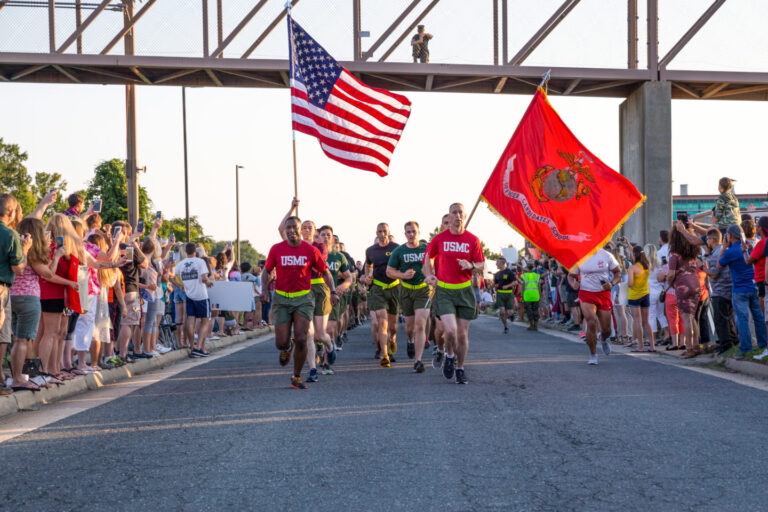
left=387, top=241, right=427, bottom=286
left=326, top=250, right=349, bottom=286
left=0, top=220, right=23, bottom=285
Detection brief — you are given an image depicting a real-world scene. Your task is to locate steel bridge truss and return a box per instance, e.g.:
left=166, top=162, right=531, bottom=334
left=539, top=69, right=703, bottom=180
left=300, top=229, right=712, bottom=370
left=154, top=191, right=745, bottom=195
left=1, top=0, right=768, bottom=100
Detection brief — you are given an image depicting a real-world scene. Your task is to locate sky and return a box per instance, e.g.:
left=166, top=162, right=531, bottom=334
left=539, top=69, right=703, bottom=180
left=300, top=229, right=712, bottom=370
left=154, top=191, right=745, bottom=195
left=1, top=0, right=768, bottom=261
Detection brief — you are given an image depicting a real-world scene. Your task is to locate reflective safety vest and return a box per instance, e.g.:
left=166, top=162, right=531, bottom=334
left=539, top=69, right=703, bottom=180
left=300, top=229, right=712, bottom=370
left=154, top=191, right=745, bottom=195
left=521, top=272, right=540, bottom=302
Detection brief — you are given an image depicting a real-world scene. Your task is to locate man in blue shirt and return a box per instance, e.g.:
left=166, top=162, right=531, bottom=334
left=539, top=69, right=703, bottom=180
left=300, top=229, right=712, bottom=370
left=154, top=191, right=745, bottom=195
left=718, top=224, right=768, bottom=359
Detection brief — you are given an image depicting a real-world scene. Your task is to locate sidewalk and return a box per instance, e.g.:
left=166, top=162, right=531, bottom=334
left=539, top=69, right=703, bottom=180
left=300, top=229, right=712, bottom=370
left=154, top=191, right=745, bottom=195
left=486, top=312, right=768, bottom=381
left=0, top=327, right=273, bottom=419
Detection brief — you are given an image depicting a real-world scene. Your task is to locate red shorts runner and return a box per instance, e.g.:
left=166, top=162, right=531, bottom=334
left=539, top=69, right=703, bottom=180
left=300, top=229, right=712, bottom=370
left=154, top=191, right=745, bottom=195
left=578, top=290, right=612, bottom=312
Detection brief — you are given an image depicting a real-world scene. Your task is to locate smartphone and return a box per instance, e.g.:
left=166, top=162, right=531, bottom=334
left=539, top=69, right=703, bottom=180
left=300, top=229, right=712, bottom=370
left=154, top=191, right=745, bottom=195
left=661, top=256, right=668, bottom=265
left=137, top=218, right=144, bottom=233
left=156, top=211, right=162, bottom=219
left=125, top=246, right=134, bottom=261
left=169, top=232, right=175, bottom=243
left=112, top=225, right=122, bottom=239
left=93, top=198, right=102, bottom=213
left=48, top=189, right=57, bottom=196
left=56, top=236, right=64, bottom=249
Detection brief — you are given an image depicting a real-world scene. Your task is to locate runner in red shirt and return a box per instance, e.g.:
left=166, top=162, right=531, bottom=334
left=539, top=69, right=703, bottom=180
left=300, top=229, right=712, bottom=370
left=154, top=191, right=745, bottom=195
left=263, top=216, right=337, bottom=389
left=423, top=203, right=485, bottom=384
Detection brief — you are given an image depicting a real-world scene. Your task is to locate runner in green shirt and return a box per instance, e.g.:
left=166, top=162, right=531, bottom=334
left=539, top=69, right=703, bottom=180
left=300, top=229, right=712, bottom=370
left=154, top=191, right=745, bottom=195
left=387, top=221, right=430, bottom=373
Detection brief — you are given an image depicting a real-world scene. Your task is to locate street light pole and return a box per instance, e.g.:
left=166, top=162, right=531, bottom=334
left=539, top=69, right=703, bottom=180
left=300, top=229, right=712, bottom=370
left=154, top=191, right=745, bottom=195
left=235, top=164, right=244, bottom=263
left=182, top=86, right=191, bottom=243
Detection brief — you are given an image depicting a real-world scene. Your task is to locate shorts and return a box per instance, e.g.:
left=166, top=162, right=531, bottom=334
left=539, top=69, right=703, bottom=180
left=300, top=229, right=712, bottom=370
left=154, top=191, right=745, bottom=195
left=368, top=283, right=400, bottom=315
left=122, top=291, right=141, bottom=326
left=495, top=291, right=515, bottom=310
left=186, top=298, right=211, bottom=319
left=142, top=300, right=164, bottom=333
left=566, top=290, right=579, bottom=308
left=758, top=282, right=765, bottom=299
left=0, top=286, right=11, bottom=344
left=10, top=295, right=41, bottom=340
left=273, top=291, right=314, bottom=325
left=311, top=282, right=332, bottom=317
left=434, top=285, right=477, bottom=321
left=109, top=301, right=121, bottom=337
left=578, top=289, right=613, bottom=312
left=40, top=297, right=66, bottom=314
left=173, top=288, right=188, bottom=304
left=627, top=294, right=650, bottom=308
left=329, top=298, right=343, bottom=322
left=399, top=285, right=430, bottom=316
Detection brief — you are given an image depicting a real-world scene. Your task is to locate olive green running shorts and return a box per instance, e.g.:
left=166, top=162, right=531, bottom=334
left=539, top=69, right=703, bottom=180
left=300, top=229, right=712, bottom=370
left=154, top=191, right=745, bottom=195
left=495, top=291, right=515, bottom=310
left=311, top=282, right=332, bottom=317
left=273, top=292, right=315, bottom=325
left=435, top=286, right=477, bottom=320
left=399, top=285, right=431, bottom=316
left=368, top=284, right=399, bottom=315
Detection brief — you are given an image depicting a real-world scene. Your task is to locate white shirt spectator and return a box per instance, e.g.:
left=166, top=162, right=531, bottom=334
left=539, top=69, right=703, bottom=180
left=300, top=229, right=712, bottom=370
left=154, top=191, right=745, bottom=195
left=175, top=257, right=210, bottom=301
left=481, top=291, right=493, bottom=303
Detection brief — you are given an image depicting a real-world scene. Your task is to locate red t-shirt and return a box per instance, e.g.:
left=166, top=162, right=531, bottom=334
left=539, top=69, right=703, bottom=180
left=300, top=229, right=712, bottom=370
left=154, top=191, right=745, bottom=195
left=39, top=244, right=75, bottom=300
left=265, top=241, right=328, bottom=293
left=750, top=238, right=766, bottom=283
left=310, top=241, right=328, bottom=279
left=425, top=229, right=484, bottom=284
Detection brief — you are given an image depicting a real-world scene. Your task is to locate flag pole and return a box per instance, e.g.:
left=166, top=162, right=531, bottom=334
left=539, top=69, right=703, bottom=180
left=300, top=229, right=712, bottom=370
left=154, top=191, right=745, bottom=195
left=465, top=194, right=482, bottom=229
left=286, top=1, right=299, bottom=215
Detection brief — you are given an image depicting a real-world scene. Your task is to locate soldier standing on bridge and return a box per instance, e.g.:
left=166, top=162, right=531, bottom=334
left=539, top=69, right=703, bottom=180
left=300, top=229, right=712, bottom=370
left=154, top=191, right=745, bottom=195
left=411, top=24, right=433, bottom=63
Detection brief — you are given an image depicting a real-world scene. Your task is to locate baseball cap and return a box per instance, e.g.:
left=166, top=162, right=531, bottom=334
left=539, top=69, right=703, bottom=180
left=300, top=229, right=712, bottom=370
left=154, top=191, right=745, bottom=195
left=726, top=224, right=742, bottom=239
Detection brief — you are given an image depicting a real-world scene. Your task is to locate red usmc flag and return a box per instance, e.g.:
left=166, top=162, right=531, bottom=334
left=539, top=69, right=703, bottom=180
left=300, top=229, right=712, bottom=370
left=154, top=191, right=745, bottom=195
left=480, top=88, right=644, bottom=271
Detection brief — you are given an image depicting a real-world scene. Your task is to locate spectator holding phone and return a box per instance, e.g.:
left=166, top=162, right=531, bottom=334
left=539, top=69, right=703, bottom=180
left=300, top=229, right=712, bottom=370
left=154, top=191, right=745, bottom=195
left=113, top=220, right=148, bottom=362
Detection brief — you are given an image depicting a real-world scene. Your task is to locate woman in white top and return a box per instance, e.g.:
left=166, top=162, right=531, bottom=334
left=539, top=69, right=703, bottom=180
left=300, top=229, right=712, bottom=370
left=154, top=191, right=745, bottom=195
left=569, top=247, right=621, bottom=365
left=644, top=244, right=669, bottom=343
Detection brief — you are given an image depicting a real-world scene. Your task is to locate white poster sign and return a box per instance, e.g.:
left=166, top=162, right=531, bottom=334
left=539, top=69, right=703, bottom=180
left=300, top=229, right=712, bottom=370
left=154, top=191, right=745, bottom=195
left=501, top=247, right=519, bottom=264
left=207, top=281, right=255, bottom=311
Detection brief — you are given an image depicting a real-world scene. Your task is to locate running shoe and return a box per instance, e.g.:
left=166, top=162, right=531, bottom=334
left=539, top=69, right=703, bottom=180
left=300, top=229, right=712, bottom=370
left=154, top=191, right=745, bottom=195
left=306, top=368, right=319, bottom=382
left=336, top=335, right=344, bottom=349
left=601, top=337, right=611, bottom=356
left=455, top=368, right=468, bottom=384
left=279, top=341, right=294, bottom=367
left=326, top=348, right=337, bottom=365
left=587, top=354, right=598, bottom=365
left=388, top=339, right=397, bottom=356
left=197, top=350, right=211, bottom=357
left=567, top=324, right=581, bottom=332
left=432, top=349, right=444, bottom=370
left=504, top=326, right=509, bottom=334
left=443, top=356, right=455, bottom=380
left=414, top=360, right=425, bottom=373
left=291, top=376, right=307, bottom=390
left=754, top=348, right=768, bottom=361
left=407, top=342, right=415, bottom=359
left=322, top=363, right=335, bottom=375
left=342, top=332, right=348, bottom=343
left=380, top=356, right=391, bottom=368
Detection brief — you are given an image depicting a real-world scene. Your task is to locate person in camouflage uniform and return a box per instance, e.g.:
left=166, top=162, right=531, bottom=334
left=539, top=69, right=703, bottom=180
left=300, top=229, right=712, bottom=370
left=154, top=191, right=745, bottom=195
left=713, top=177, right=741, bottom=231
left=411, top=25, right=433, bottom=63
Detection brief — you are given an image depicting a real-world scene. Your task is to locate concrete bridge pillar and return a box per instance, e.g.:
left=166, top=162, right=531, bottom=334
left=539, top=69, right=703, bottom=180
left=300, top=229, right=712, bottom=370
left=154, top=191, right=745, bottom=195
left=619, top=81, right=672, bottom=246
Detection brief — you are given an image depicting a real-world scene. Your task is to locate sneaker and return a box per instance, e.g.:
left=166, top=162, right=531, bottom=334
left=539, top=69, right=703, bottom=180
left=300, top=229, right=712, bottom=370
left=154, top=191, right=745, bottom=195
left=156, top=346, right=172, bottom=354
left=388, top=339, right=397, bottom=356
left=149, top=351, right=161, bottom=357
left=567, top=324, right=581, bottom=332
left=279, top=341, right=294, bottom=367
left=432, top=350, right=444, bottom=370
left=734, top=353, right=747, bottom=361
left=407, top=342, right=415, bottom=359
left=455, top=368, right=468, bottom=384
left=601, top=337, right=611, bottom=356
left=326, top=348, right=337, bottom=365
left=380, top=356, right=391, bottom=368
left=504, top=326, right=509, bottom=334
left=753, top=348, right=768, bottom=361
left=306, top=368, right=319, bottom=382
left=98, top=362, right=115, bottom=370
left=374, top=348, right=381, bottom=359
left=206, top=336, right=221, bottom=341
left=291, top=376, right=307, bottom=390
left=443, top=356, right=455, bottom=380
left=336, top=336, right=344, bottom=350
left=321, top=363, right=335, bottom=375
left=189, top=349, right=203, bottom=358
left=389, top=355, right=397, bottom=363
left=587, top=354, right=598, bottom=365
left=197, top=350, right=211, bottom=357
left=414, top=360, right=425, bottom=373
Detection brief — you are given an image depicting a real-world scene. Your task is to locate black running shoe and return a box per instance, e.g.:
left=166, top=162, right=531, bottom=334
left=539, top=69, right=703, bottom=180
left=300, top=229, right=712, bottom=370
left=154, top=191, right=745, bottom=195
left=443, top=356, right=455, bottom=380
left=291, top=376, right=307, bottom=390
left=279, top=341, right=294, bottom=367
left=414, top=360, right=425, bottom=373
left=455, top=368, right=467, bottom=384
left=504, top=326, right=509, bottom=334
left=407, top=342, right=415, bottom=359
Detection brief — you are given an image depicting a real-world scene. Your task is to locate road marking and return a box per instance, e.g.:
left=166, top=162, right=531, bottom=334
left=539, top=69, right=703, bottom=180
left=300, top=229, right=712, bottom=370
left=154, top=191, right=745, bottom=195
left=0, top=334, right=275, bottom=444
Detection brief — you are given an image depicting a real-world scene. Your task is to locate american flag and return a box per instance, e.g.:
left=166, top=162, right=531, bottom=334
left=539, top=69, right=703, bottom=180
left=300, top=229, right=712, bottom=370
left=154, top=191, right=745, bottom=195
left=288, top=16, right=411, bottom=177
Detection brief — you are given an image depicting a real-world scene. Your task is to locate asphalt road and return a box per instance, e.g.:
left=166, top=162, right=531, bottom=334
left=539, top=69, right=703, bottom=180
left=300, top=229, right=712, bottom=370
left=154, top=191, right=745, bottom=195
left=2, top=316, right=768, bottom=511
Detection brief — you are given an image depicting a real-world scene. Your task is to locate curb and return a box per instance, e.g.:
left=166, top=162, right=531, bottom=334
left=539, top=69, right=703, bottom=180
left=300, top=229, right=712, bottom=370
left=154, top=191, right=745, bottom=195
left=482, top=313, right=768, bottom=382
left=0, top=327, right=274, bottom=418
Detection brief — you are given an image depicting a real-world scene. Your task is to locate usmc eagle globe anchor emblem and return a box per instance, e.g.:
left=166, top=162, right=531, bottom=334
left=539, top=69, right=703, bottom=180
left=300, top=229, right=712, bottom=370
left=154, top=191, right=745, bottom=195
left=530, top=150, right=595, bottom=203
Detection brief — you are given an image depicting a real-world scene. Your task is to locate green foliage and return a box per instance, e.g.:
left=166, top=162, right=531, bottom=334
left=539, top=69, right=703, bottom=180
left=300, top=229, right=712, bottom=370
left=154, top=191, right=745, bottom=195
left=481, top=240, right=501, bottom=261
left=0, top=138, right=67, bottom=219
left=157, top=216, right=213, bottom=247
left=209, top=240, right=265, bottom=265
left=85, top=159, right=152, bottom=225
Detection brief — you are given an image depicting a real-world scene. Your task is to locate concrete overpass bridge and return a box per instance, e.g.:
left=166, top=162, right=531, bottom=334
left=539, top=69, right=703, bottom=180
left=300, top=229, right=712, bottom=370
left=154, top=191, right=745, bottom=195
left=1, top=0, right=764, bottom=242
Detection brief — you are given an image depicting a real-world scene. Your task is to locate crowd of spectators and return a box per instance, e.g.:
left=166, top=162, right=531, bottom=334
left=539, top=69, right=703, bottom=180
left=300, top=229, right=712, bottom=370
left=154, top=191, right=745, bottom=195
left=0, top=191, right=268, bottom=395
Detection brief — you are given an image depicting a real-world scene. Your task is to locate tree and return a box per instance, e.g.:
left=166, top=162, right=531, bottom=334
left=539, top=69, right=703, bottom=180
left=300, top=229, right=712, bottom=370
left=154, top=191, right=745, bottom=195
left=0, top=138, right=68, bottom=219
left=85, top=159, right=152, bottom=225
left=481, top=240, right=502, bottom=261
left=209, top=240, right=265, bottom=265
left=157, top=216, right=213, bottom=246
